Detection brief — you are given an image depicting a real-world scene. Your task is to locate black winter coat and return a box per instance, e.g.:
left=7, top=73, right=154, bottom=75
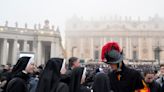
left=6, top=72, right=29, bottom=92
left=108, top=64, right=144, bottom=92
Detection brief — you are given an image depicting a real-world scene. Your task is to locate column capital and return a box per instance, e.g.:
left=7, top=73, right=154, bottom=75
left=51, top=40, right=56, bottom=43
left=14, top=39, right=18, bottom=41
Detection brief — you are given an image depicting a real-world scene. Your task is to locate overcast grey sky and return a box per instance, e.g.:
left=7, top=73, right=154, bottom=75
left=0, top=0, right=164, bottom=31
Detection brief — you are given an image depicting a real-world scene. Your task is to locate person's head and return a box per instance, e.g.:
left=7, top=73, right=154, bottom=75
left=101, top=42, right=123, bottom=71
left=25, top=58, right=35, bottom=74
left=69, top=57, right=80, bottom=69
left=12, top=56, right=35, bottom=75
left=160, top=64, right=164, bottom=76
left=144, top=69, right=155, bottom=83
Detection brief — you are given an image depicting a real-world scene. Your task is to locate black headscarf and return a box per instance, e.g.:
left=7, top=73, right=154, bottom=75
left=36, top=58, right=64, bottom=92
left=12, top=57, right=31, bottom=77
left=93, top=73, right=111, bottom=92
left=69, top=67, right=85, bottom=92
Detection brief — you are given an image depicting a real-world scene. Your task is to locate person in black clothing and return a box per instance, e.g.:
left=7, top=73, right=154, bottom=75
left=1, top=65, right=12, bottom=92
left=161, top=83, right=164, bottom=92
left=92, top=73, right=111, bottom=92
left=36, top=58, right=69, bottom=92
left=156, top=64, right=164, bottom=87
left=61, top=57, right=80, bottom=85
left=6, top=56, right=35, bottom=92
left=101, top=42, right=144, bottom=92
left=143, top=69, right=161, bottom=92
left=69, top=67, right=91, bottom=92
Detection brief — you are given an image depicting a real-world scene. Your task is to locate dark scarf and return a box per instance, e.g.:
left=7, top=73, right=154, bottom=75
left=36, top=58, right=64, bottom=92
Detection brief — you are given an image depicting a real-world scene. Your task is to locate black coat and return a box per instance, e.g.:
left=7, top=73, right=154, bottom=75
left=147, top=81, right=161, bottom=92
left=6, top=72, right=29, bottom=92
left=56, top=82, right=69, bottom=92
left=61, top=69, right=72, bottom=86
left=108, top=63, right=144, bottom=92
left=161, top=82, right=164, bottom=92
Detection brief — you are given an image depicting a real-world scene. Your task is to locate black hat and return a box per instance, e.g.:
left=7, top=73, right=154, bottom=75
left=105, top=49, right=123, bottom=64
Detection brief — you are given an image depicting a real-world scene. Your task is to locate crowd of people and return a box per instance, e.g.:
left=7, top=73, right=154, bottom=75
left=0, top=41, right=164, bottom=92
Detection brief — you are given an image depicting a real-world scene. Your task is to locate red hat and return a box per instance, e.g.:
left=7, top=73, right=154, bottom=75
left=101, top=42, right=122, bottom=63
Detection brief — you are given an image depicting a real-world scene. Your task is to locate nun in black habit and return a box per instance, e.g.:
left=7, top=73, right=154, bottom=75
left=36, top=58, right=69, bottom=92
left=92, top=73, right=111, bottom=92
left=6, top=56, right=35, bottom=92
left=69, top=67, right=91, bottom=92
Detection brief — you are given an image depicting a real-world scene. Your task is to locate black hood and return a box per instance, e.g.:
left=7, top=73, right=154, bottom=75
left=12, top=57, right=31, bottom=76
left=69, top=67, right=84, bottom=92
left=36, top=58, right=64, bottom=92
left=93, top=73, right=111, bottom=92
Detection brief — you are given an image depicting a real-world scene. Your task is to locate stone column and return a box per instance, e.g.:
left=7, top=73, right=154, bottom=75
left=119, top=38, right=123, bottom=50
left=23, top=40, right=28, bottom=52
left=1, top=39, right=8, bottom=65
left=129, top=38, right=132, bottom=59
left=50, top=41, right=56, bottom=58
left=8, top=41, right=13, bottom=64
left=90, top=38, right=94, bottom=59
left=36, top=41, right=42, bottom=65
left=126, top=38, right=129, bottom=59
left=12, top=39, right=18, bottom=65
left=138, top=38, right=142, bottom=60
left=80, top=38, right=83, bottom=58
left=149, top=38, right=153, bottom=60
left=55, top=39, right=60, bottom=57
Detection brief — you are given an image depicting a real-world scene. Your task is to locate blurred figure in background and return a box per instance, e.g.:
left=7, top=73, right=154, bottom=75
left=0, top=65, right=12, bottom=92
